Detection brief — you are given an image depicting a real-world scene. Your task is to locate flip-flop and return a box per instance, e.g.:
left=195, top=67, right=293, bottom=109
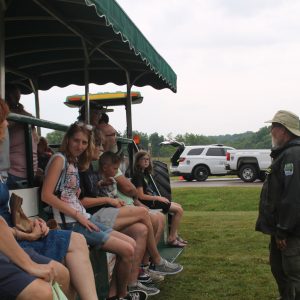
left=176, top=236, right=188, bottom=244
left=167, top=239, right=186, bottom=248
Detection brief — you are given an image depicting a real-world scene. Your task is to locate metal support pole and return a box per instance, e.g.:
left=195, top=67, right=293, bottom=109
left=0, top=0, right=5, bottom=99
left=125, top=72, right=132, bottom=138
left=24, top=124, right=34, bottom=187
left=82, top=39, right=90, bottom=124
left=84, top=61, right=90, bottom=124
left=29, top=79, right=41, bottom=136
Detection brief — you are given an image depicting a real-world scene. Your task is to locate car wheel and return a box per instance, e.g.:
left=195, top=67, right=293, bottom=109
left=193, top=165, right=209, bottom=181
left=183, top=174, right=194, bottom=181
left=239, top=164, right=257, bottom=182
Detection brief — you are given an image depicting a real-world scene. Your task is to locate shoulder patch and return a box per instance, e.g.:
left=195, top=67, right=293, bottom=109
left=284, top=163, right=294, bottom=176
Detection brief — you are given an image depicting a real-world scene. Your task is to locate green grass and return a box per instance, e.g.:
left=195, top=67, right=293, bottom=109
left=155, top=187, right=277, bottom=300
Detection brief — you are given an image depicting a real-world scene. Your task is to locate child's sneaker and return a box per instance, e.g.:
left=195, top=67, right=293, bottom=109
left=129, top=281, right=160, bottom=296
left=138, top=270, right=152, bottom=283
left=149, top=258, right=183, bottom=275
left=121, top=290, right=148, bottom=300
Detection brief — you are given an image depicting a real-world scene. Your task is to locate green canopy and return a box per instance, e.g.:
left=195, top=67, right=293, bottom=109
left=4, top=0, right=177, bottom=94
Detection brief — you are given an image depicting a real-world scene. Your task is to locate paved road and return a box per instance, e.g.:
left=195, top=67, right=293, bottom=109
left=171, top=177, right=263, bottom=188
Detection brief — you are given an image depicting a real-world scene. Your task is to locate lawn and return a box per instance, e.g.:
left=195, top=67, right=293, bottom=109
left=154, top=187, right=277, bottom=300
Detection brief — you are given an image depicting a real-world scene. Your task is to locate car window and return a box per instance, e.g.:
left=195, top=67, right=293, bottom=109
left=187, top=148, right=204, bottom=155
left=206, top=148, right=224, bottom=156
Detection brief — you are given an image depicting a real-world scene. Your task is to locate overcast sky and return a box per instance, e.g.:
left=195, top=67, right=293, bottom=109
left=23, top=0, right=300, bottom=137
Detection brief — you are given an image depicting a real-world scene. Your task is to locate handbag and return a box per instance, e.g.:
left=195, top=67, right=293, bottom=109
left=9, top=193, right=32, bottom=233
left=10, top=192, right=59, bottom=232
left=52, top=282, right=68, bottom=300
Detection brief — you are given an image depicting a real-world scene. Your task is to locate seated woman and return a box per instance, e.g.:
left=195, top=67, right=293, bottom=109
left=0, top=98, right=98, bottom=300
left=132, top=150, right=187, bottom=247
left=41, top=122, right=147, bottom=300
left=0, top=216, right=64, bottom=300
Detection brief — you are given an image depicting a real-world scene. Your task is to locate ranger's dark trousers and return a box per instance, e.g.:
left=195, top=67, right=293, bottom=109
left=270, top=236, right=300, bottom=300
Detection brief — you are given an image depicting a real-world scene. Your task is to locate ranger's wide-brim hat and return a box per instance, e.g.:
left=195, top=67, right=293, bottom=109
left=265, top=110, right=300, bottom=137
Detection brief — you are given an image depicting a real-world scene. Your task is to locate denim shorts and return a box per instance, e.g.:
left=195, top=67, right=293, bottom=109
left=0, top=248, right=50, bottom=299
left=62, top=215, right=113, bottom=248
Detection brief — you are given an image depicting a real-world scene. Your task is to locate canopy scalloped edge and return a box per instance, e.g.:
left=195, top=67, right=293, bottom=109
left=85, top=0, right=177, bottom=92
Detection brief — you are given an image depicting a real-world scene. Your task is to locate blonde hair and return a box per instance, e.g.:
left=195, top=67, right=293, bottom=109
left=60, top=122, right=94, bottom=170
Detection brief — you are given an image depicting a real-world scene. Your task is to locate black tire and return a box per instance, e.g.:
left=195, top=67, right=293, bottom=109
left=258, top=171, right=266, bottom=182
left=239, top=164, right=258, bottom=182
left=183, top=174, right=194, bottom=181
left=152, top=160, right=172, bottom=201
left=193, top=165, right=209, bottom=181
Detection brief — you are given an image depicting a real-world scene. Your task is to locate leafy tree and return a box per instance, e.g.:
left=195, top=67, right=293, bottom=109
left=46, top=130, right=65, bottom=145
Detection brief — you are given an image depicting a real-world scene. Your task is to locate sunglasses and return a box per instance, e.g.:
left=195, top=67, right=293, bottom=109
left=75, top=121, right=93, bottom=131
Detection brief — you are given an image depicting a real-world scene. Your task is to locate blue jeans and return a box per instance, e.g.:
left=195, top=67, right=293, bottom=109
left=6, top=173, right=27, bottom=190
left=62, top=215, right=113, bottom=248
left=0, top=181, right=12, bottom=226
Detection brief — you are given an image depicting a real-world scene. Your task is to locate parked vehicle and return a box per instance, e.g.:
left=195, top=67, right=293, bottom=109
left=161, top=141, right=235, bottom=181
left=225, top=149, right=271, bottom=182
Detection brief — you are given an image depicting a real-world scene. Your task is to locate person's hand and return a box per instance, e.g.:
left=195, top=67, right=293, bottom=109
left=76, top=213, right=100, bottom=232
left=108, top=198, right=122, bottom=208
left=276, top=238, right=287, bottom=251
left=37, top=218, right=50, bottom=237
left=29, top=219, right=44, bottom=241
left=98, top=178, right=114, bottom=187
left=26, top=261, right=56, bottom=282
left=157, top=196, right=170, bottom=204
left=118, top=199, right=126, bottom=207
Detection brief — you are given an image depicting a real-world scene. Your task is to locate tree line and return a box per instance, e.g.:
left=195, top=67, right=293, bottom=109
left=46, top=126, right=272, bottom=158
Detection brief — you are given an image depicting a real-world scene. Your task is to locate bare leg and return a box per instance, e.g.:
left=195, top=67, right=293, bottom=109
left=142, top=212, right=165, bottom=265
left=168, top=202, right=183, bottom=242
left=17, top=279, right=53, bottom=300
left=150, top=212, right=165, bottom=243
left=65, top=232, right=98, bottom=300
left=121, top=222, right=148, bottom=284
left=113, top=206, right=149, bottom=231
left=49, top=260, right=72, bottom=299
left=102, top=232, right=135, bottom=298
left=114, top=206, right=162, bottom=265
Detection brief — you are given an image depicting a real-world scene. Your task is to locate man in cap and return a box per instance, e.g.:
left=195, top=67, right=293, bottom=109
left=256, top=110, right=300, bottom=300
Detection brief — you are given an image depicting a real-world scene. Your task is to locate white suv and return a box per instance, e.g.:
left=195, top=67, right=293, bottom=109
left=161, top=142, right=235, bottom=181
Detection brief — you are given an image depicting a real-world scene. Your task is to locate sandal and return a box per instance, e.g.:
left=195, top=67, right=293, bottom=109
left=176, top=236, right=188, bottom=244
left=167, top=239, right=186, bottom=248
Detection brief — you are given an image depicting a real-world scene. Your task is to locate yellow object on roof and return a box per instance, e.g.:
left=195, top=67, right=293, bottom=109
left=65, top=92, right=143, bottom=108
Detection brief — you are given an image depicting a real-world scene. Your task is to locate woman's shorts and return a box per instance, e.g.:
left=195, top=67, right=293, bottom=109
left=92, top=207, right=120, bottom=228
left=140, top=199, right=171, bottom=214
left=19, top=229, right=72, bottom=262
left=0, top=248, right=51, bottom=299
left=62, top=215, right=113, bottom=248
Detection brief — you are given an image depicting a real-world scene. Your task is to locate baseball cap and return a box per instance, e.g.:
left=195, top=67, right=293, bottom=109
left=265, top=110, right=300, bottom=137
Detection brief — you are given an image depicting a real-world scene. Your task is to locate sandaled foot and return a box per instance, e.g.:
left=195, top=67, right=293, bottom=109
left=167, top=239, right=186, bottom=248
left=176, top=236, right=188, bottom=244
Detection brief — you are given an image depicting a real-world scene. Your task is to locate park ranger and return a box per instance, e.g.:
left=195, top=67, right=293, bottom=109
left=256, top=110, right=300, bottom=300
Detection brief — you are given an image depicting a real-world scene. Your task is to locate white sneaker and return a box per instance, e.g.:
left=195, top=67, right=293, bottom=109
left=129, top=281, right=160, bottom=296
left=143, top=266, right=165, bottom=283
left=149, top=258, right=183, bottom=275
